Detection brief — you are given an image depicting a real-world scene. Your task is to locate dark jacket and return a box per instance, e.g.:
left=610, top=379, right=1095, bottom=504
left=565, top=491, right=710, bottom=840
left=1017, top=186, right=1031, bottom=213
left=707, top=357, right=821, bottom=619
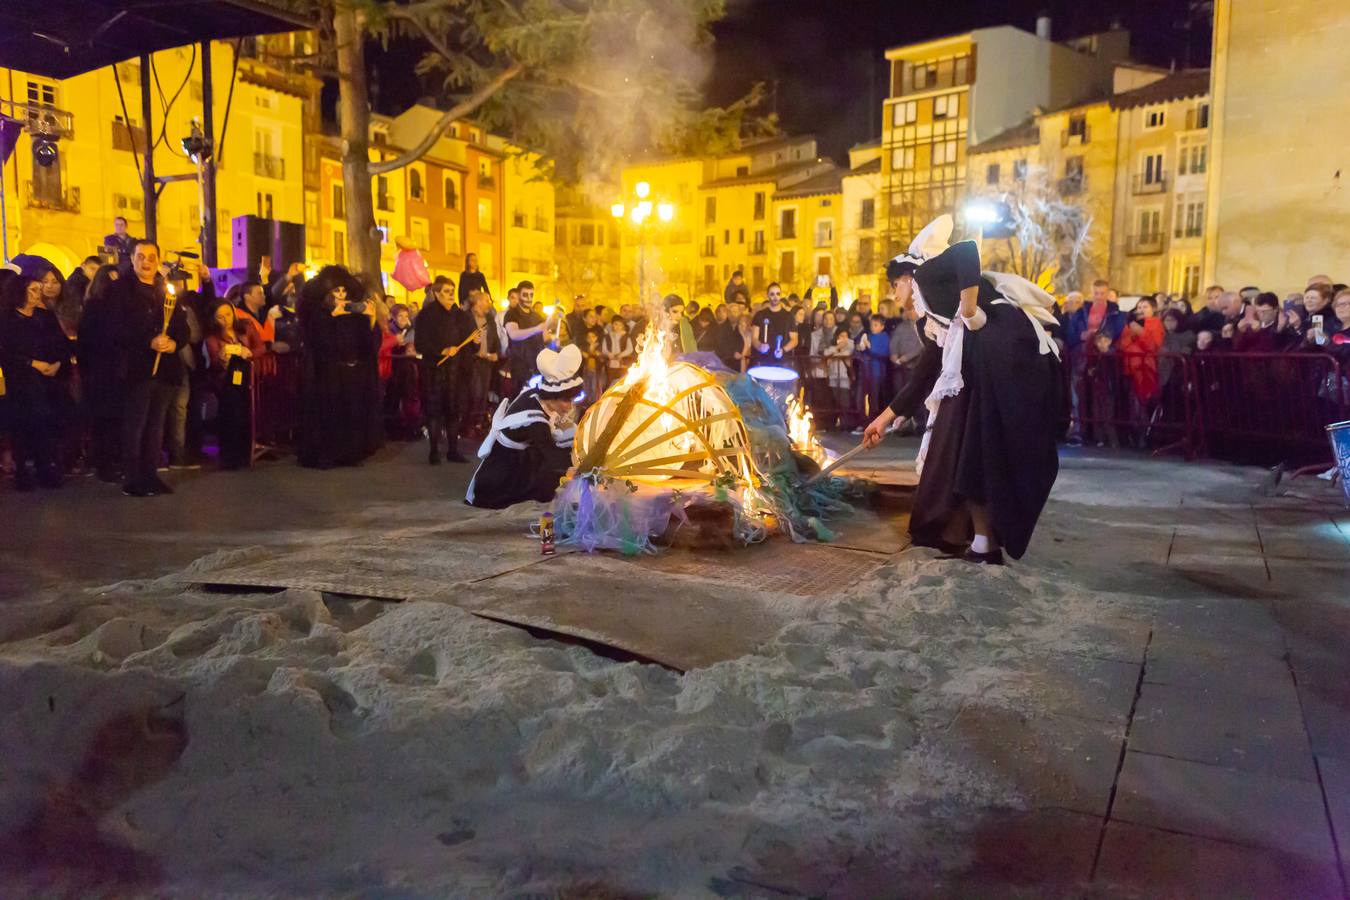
left=457, top=270, right=490, bottom=306
left=1064, top=301, right=1127, bottom=351
left=415, top=300, right=475, bottom=374
left=0, top=306, right=70, bottom=396
left=113, top=275, right=190, bottom=385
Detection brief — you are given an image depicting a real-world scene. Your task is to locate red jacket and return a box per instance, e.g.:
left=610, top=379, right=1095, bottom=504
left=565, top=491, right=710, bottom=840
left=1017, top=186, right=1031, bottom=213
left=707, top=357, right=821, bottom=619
left=1117, top=317, right=1164, bottom=401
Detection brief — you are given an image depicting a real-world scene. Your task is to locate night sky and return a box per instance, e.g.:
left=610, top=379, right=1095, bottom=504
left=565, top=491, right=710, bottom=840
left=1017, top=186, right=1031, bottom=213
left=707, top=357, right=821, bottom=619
left=369, top=0, right=1211, bottom=164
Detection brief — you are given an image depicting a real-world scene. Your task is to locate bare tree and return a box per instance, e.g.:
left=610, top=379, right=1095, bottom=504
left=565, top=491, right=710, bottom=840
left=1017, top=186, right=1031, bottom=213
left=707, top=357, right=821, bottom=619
left=273, top=0, right=759, bottom=278
left=971, top=165, right=1095, bottom=294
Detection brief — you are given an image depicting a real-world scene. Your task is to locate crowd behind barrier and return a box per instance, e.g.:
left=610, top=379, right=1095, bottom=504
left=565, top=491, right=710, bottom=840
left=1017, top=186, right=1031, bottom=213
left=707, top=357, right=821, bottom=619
left=3, top=240, right=1349, bottom=494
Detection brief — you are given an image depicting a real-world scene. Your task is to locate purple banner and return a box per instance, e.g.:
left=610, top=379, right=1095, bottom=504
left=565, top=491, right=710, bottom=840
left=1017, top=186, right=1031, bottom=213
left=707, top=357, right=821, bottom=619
left=0, top=117, right=22, bottom=166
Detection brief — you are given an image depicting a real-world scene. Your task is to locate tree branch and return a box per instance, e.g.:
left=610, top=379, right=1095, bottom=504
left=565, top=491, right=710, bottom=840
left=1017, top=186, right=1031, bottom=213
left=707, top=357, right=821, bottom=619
left=369, top=63, right=525, bottom=175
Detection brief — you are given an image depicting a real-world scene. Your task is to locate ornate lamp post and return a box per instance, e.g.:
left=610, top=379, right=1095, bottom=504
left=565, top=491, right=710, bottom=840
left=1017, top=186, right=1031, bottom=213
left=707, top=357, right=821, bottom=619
left=612, top=180, right=675, bottom=306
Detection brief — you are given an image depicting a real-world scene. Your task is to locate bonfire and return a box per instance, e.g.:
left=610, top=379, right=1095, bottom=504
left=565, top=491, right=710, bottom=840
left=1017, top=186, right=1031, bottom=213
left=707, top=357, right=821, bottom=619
left=554, top=316, right=854, bottom=554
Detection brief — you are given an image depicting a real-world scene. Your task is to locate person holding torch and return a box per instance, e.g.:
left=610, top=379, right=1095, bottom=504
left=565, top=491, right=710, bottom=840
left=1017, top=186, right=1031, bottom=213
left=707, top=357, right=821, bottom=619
left=114, top=240, right=189, bottom=497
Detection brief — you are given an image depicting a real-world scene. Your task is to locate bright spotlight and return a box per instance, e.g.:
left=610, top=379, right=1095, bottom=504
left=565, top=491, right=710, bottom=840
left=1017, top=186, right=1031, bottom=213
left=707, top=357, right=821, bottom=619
left=657, top=202, right=675, bottom=222
left=962, top=200, right=1001, bottom=225
left=611, top=203, right=625, bottom=219
left=635, top=181, right=651, bottom=199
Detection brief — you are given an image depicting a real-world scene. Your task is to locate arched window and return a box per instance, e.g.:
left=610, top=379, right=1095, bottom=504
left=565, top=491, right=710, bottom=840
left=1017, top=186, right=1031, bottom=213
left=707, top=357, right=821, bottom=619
left=444, top=176, right=457, bottom=209
left=409, top=168, right=424, bottom=200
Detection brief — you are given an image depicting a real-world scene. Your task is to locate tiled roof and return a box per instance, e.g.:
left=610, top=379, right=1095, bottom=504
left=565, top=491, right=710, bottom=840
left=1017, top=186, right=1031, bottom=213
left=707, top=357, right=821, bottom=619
left=1110, top=69, right=1210, bottom=110
left=847, top=157, right=881, bottom=176
left=775, top=166, right=844, bottom=199
left=701, top=161, right=820, bottom=190
left=969, top=118, right=1039, bottom=155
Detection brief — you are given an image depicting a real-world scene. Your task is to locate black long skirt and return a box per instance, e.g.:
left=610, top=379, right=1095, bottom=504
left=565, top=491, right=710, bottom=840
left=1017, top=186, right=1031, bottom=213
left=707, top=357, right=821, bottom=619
left=909, top=303, right=1061, bottom=559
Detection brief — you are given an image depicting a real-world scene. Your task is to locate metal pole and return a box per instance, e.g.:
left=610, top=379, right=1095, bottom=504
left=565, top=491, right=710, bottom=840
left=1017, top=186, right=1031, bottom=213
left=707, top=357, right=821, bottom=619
left=200, top=39, right=218, bottom=267
left=140, top=53, right=157, bottom=244
left=0, top=159, right=9, bottom=261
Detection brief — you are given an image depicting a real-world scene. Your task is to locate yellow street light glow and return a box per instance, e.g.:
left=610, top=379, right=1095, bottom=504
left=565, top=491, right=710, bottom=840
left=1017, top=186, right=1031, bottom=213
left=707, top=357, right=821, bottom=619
left=611, top=202, right=625, bottom=219
left=657, top=202, right=675, bottom=222
left=630, top=206, right=647, bottom=224
left=635, top=181, right=651, bottom=199
left=542, top=304, right=556, bottom=315
left=636, top=200, right=653, bottom=218
left=499, top=298, right=510, bottom=310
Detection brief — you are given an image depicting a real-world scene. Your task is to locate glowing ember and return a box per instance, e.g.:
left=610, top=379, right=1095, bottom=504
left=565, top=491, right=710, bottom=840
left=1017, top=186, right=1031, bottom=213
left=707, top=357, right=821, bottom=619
left=574, top=315, right=762, bottom=494
left=785, top=395, right=825, bottom=463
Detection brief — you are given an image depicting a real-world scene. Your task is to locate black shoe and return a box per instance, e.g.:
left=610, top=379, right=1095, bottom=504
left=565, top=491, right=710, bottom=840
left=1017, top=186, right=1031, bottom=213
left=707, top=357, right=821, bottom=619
left=122, top=481, right=154, bottom=498
left=149, top=476, right=174, bottom=495
left=931, top=539, right=969, bottom=557
left=962, top=548, right=1005, bottom=566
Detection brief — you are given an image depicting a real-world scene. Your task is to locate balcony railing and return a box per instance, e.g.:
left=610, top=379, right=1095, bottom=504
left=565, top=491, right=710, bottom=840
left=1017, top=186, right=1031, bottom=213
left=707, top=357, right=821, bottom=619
left=1127, top=234, right=1165, bottom=256
left=26, top=181, right=80, bottom=213
left=1173, top=225, right=1204, bottom=240
left=859, top=213, right=875, bottom=230
left=477, top=173, right=496, bottom=190
left=814, top=236, right=833, bottom=249
left=1061, top=126, right=1091, bottom=146
left=376, top=194, right=394, bottom=212
left=777, top=227, right=796, bottom=240
left=749, top=243, right=766, bottom=256
left=700, top=244, right=716, bottom=258
left=254, top=153, right=285, bottom=179
left=1132, top=174, right=1167, bottom=195
left=1, top=100, right=75, bottom=139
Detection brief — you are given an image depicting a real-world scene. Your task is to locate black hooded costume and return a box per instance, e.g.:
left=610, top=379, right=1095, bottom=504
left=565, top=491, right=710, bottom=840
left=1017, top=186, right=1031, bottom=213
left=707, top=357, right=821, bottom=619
left=465, top=345, right=581, bottom=508
left=886, top=236, right=1061, bottom=560
left=296, top=267, right=382, bottom=468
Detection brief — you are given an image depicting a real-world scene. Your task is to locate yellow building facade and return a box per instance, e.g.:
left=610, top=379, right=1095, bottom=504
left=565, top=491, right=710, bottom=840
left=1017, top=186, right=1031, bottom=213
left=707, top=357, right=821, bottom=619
left=1205, top=0, right=1349, bottom=292
left=1, top=36, right=317, bottom=273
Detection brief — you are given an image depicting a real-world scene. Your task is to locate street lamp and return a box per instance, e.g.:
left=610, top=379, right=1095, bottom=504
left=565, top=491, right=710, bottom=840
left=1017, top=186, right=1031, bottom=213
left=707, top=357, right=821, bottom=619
left=613, top=184, right=676, bottom=306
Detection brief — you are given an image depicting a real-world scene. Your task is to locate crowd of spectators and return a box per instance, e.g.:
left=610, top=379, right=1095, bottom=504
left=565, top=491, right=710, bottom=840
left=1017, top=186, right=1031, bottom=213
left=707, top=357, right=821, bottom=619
left=2, top=229, right=1347, bottom=494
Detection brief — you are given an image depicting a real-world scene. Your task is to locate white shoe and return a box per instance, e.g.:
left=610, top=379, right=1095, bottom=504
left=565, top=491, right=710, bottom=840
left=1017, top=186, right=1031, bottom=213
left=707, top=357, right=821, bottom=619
left=1317, top=467, right=1337, bottom=481
left=850, top=427, right=865, bottom=435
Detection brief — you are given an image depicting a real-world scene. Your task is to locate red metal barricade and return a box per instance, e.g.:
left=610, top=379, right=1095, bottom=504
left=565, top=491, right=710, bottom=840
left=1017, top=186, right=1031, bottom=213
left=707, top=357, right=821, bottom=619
left=1067, top=350, right=1197, bottom=457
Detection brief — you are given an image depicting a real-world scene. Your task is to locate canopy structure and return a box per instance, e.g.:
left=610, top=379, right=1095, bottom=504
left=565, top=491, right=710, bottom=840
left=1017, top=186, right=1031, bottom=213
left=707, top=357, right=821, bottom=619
left=0, top=0, right=314, bottom=265
left=0, top=0, right=312, bottom=80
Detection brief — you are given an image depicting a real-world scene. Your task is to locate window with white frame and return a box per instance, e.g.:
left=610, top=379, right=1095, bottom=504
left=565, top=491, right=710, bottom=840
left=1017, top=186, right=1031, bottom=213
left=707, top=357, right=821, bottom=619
left=1138, top=209, right=1161, bottom=241
left=410, top=217, right=429, bottom=250
left=1143, top=106, right=1166, bottom=130
left=933, top=94, right=956, bottom=119
left=891, top=146, right=915, bottom=169
left=892, top=100, right=917, bottom=127
left=932, top=139, right=958, bottom=165
left=444, top=223, right=461, bottom=255
left=814, top=219, right=833, bottom=248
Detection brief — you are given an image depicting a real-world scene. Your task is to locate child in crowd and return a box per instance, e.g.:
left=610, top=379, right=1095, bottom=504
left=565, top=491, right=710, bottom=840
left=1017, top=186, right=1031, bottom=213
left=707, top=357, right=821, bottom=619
left=822, top=327, right=854, bottom=431
left=1085, top=330, right=1120, bottom=448
left=581, top=330, right=603, bottom=405
left=602, top=317, right=634, bottom=386
left=856, top=314, right=891, bottom=429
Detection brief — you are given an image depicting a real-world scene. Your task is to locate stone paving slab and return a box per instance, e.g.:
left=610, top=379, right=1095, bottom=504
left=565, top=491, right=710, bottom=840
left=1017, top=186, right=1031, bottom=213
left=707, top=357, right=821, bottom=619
left=1129, top=682, right=1316, bottom=782
left=1144, top=631, right=1293, bottom=699
left=932, top=808, right=1099, bottom=897
left=930, top=707, right=1124, bottom=817
left=990, top=653, right=1141, bottom=727
left=1094, top=820, right=1344, bottom=899
left=1297, top=682, right=1350, bottom=763
left=1112, top=750, right=1336, bottom=862
left=1319, top=755, right=1350, bottom=874
left=1143, top=595, right=1286, bottom=653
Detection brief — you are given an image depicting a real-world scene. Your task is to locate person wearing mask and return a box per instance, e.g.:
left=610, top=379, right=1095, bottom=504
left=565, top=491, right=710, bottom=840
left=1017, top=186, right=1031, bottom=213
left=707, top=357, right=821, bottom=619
left=113, top=241, right=189, bottom=496
left=296, top=266, right=382, bottom=469
left=415, top=276, right=475, bottom=464
left=75, top=265, right=124, bottom=482
left=0, top=276, right=71, bottom=489
left=748, top=283, right=797, bottom=367
left=458, top=253, right=490, bottom=307
left=503, top=280, right=551, bottom=390
left=467, top=345, right=583, bottom=508
left=204, top=301, right=257, bottom=470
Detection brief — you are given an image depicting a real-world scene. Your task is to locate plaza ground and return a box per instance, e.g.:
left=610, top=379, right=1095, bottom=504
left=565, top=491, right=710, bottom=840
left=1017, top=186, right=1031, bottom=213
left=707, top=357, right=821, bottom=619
left=0, top=437, right=1347, bottom=897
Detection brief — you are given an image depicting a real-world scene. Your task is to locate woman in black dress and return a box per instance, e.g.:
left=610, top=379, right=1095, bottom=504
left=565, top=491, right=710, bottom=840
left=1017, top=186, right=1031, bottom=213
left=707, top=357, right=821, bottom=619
left=863, top=216, right=1061, bottom=564
left=296, top=267, right=382, bottom=469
